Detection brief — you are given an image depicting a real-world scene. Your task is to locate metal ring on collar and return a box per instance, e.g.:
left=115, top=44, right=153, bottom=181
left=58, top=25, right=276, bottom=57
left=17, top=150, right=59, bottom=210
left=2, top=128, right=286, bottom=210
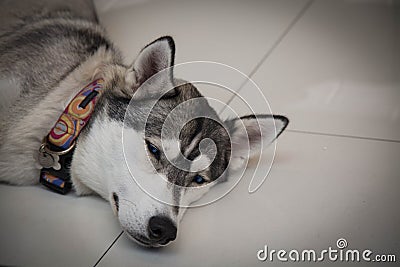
left=40, top=137, right=76, bottom=156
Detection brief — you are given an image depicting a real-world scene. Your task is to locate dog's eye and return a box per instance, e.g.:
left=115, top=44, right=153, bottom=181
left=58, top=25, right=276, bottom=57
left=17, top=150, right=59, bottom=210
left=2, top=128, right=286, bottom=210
left=146, top=141, right=160, bottom=160
left=192, top=175, right=206, bottom=185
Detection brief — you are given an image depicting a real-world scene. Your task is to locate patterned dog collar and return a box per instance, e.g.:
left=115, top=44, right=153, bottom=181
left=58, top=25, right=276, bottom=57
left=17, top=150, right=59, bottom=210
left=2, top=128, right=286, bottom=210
left=38, top=79, right=104, bottom=194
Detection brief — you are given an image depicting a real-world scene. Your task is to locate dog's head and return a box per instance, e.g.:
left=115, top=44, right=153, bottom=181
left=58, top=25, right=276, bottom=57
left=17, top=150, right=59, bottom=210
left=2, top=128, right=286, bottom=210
left=72, top=37, right=288, bottom=247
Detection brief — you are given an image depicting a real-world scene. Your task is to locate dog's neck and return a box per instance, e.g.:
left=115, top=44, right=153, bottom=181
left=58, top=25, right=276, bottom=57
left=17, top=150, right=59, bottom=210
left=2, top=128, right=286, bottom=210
left=38, top=78, right=105, bottom=194
left=37, top=48, right=126, bottom=196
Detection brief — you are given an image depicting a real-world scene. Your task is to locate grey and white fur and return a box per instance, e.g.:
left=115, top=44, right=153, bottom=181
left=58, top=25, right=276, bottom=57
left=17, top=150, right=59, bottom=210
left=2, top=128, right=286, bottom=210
left=0, top=8, right=288, bottom=247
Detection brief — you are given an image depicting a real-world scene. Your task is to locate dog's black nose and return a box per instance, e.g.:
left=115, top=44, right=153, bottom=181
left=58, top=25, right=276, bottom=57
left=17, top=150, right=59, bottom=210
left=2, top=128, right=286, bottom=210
left=148, top=216, right=177, bottom=244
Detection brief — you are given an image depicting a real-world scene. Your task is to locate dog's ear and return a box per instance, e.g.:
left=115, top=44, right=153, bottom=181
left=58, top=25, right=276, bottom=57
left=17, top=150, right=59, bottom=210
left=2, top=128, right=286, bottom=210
left=225, top=115, right=288, bottom=170
left=133, top=36, right=175, bottom=85
left=124, top=36, right=175, bottom=99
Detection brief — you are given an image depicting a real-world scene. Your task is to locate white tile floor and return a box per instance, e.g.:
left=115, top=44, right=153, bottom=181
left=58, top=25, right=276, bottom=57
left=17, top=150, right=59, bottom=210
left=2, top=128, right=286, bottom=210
left=1, top=0, right=399, bottom=266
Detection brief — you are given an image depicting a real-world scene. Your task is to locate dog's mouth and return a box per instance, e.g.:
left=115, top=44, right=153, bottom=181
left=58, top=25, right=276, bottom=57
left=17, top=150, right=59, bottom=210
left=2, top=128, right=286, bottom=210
left=127, top=233, right=166, bottom=248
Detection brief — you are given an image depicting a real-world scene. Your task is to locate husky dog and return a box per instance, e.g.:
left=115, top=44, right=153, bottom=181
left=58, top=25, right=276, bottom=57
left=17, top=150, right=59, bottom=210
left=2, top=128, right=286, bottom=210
left=0, top=9, right=288, bottom=247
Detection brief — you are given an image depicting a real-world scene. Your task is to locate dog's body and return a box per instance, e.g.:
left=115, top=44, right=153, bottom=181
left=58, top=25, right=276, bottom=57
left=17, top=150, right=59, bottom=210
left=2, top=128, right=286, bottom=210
left=0, top=9, right=288, bottom=247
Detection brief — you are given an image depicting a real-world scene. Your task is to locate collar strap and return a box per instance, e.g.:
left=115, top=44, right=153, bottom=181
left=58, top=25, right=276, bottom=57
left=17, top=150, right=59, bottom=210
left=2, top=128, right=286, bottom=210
left=39, top=79, right=104, bottom=194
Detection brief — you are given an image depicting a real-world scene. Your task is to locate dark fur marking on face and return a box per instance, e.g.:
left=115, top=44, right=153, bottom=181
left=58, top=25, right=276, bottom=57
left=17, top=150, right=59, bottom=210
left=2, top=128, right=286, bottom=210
left=173, top=206, right=179, bottom=215
left=92, top=78, right=232, bottom=188
left=113, top=192, right=119, bottom=212
left=105, top=93, right=131, bottom=122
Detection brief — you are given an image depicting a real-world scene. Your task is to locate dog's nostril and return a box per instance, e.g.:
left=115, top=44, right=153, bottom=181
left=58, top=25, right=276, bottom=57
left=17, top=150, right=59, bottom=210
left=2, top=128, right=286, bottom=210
left=112, top=192, right=119, bottom=212
left=148, top=216, right=177, bottom=244
left=151, top=228, right=162, bottom=238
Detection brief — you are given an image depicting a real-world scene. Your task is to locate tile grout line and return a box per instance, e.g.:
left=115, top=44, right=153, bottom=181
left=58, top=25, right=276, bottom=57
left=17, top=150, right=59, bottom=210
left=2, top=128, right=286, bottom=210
left=93, top=231, right=124, bottom=267
left=219, top=0, right=315, bottom=115
left=286, top=129, right=400, bottom=143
